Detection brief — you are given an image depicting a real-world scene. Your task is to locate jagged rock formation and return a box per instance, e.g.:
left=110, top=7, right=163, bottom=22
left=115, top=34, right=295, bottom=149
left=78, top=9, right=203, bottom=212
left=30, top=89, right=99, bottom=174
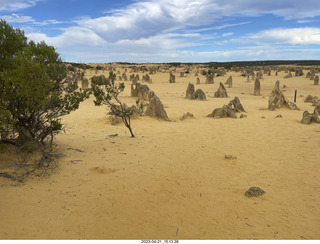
left=227, top=96, right=245, bottom=112
left=268, top=81, right=299, bottom=110
left=192, top=89, right=206, bottom=100
left=145, top=95, right=170, bottom=121
left=254, top=77, right=260, bottom=95
left=314, top=75, right=319, bottom=85
left=207, top=105, right=236, bottom=119
left=142, top=74, right=152, bottom=83
left=134, top=74, right=140, bottom=82
left=301, top=111, right=320, bottom=124
left=131, top=82, right=150, bottom=100
left=304, top=95, right=318, bottom=104
left=169, top=72, right=175, bottom=83
left=225, top=76, right=232, bottom=88
left=214, top=82, right=228, bottom=98
left=185, top=83, right=195, bottom=99
left=206, top=73, right=214, bottom=84
left=207, top=96, right=245, bottom=119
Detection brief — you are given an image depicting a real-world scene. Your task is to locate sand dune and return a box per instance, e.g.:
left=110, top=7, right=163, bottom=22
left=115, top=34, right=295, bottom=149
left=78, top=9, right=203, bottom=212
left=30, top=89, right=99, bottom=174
left=1, top=65, right=320, bottom=239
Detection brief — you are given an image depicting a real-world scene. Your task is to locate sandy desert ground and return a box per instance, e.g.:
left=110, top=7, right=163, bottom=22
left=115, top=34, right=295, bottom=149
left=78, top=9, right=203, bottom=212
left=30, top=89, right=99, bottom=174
left=0, top=64, right=320, bottom=240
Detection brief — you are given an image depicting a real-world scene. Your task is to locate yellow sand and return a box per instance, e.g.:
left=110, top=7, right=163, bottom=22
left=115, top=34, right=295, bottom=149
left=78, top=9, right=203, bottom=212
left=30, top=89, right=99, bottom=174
left=1, top=65, right=320, bottom=240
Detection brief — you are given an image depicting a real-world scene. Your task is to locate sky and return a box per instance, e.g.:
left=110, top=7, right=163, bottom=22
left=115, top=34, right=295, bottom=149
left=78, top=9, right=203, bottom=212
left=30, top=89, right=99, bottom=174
left=1, top=0, right=320, bottom=63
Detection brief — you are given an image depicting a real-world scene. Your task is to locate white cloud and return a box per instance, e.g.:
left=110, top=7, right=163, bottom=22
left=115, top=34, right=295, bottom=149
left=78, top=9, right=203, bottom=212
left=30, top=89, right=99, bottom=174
left=222, top=32, right=234, bottom=37
left=0, top=13, right=34, bottom=23
left=212, top=0, right=320, bottom=19
left=0, top=0, right=42, bottom=11
left=0, top=13, right=68, bottom=26
left=236, top=27, right=320, bottom=45
left=19, top=0, right=320, bottom=62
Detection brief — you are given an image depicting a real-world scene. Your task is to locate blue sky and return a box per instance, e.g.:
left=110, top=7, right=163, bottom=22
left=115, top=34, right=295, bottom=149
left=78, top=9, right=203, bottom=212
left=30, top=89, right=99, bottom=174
left=1, top=0, right=320, bottom=63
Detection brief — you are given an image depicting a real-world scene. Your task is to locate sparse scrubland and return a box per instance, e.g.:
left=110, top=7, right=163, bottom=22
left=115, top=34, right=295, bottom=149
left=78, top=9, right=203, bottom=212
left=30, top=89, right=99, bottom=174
left=1, top=21, right=320, bottom=240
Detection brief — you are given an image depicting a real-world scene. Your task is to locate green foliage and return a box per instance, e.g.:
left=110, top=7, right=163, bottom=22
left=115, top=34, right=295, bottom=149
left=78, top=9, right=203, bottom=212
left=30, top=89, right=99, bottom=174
left=136, top=99, right=144, bottom=113
left=96, top=65, right=103, bottom=70
left=91, top=72, right=135, bottom=137
left=0, top=20, right=90, bottom=144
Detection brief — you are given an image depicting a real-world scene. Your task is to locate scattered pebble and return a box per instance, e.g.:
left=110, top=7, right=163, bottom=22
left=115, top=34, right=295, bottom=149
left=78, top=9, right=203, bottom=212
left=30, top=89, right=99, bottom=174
left=245, top=187, right=266, bottom=198
left=225, top=154, right=237, bottom=160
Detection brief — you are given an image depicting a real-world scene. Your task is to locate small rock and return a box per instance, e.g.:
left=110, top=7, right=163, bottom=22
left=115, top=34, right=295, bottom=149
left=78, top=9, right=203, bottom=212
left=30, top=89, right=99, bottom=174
left=180, top=112, right=195, bottom=121
left=240, top=114, right=247, bottom=118
left=225, top=155, right=237, bottom=160
left=261, top=116, right=266, bottom=119
left=245, top=187, right=266, bottom=198
left=275, top=114, right=282, bottom=118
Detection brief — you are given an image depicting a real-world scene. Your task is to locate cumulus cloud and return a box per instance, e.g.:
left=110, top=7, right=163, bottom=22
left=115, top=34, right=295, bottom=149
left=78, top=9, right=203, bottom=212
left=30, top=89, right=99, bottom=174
left=19, top=0, right=320, bottom=62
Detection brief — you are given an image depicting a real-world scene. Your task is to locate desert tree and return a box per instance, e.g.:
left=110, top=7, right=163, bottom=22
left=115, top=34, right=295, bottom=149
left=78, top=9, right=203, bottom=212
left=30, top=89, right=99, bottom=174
left=0, top=20, right=90, bottom=180
left=91, top=72, right=135, bottom=137
left=0, top=20, right=91, bottom=146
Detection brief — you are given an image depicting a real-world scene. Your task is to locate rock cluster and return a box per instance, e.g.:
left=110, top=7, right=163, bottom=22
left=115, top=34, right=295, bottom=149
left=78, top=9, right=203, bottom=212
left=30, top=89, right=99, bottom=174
left=207, top=96, right=245, bottom=119
left=185, top=83, right=206, bottom=100
left=131, top=82, right=169, bottom=121
left=131, top=82, right=150, bottom=100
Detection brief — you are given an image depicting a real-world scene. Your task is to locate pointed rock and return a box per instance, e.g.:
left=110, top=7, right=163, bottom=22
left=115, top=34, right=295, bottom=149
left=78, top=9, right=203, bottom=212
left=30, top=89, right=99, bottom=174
left=192, top=89, right=206, bottom=100
left=214, top=82, right=228, bottom=98
left=207, top=105, right=236, bottom=119
left=268, top=81, right=299, bottom=110
left=228, top=96, right=245, bottom=112
left=254, top=77, right=260, bottom=95
left=145, top=95, right=170, bottom=121
left=185, top=83, right=195, bottom=99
